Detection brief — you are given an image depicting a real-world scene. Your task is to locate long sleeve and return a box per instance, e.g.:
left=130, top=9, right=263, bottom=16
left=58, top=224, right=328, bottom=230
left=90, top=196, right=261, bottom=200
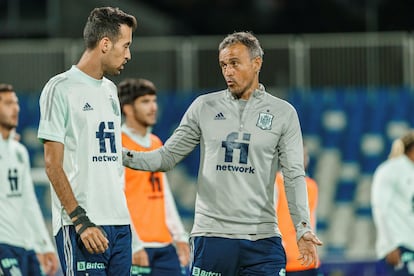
left=371, top=161, right=400, bottom=258
left=278, top=109, right=311, bottom=240
left=130, top=223, right=145, bottom=253
left=23, top=149, right=55, bottom=253
left=123, top=98, right=202, bottom=172
left=163, top=174, right=189, bottom=243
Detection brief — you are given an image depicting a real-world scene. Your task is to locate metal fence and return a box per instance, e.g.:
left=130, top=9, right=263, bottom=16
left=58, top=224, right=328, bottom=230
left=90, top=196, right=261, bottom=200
left=0, top=32, right=413, bottom=93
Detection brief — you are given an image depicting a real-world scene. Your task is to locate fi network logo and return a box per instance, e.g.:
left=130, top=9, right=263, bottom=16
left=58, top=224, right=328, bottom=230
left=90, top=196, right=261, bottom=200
left=96, top=122, right=116, bottom=153
left=221, top=132, right=250, bottom=164
left=93, top=122, right=118, bottom=162
left=7, top=168, right=22, bottom=197
left=8, top=168, right=18, bottom=191
left=218, top=132, right=255, bottom=174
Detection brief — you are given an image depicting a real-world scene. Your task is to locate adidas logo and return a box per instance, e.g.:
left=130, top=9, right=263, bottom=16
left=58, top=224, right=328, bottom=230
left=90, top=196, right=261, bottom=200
left=83, top=102, right=94, bottom=111
left=214, top=112, right=226, bottom=120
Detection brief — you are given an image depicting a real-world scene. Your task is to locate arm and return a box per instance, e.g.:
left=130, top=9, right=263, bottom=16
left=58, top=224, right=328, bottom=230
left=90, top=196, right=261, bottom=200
left=21, top=147, right=59, bottom=275
left=163, top=174, right=190, bottom=266
left=306, top=177, right=318, bottom=231
left=123, top=98, right=202, bottom=171
left=130, top=223, right=149, bottom=267
left=279, top=108, right=322, bottom=266
left=371, top=164, right=401, bottom=262
left=43, top=140, right=108, bottom=254
left=36, top=253, right=59, bottom=276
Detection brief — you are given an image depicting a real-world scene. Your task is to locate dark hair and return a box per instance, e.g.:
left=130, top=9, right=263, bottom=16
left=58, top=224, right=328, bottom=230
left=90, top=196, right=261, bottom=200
left=118, top=78, right=156, bottom=112
left=83, top=6, right=137, bottom=49
left=0, top=83, right=13, bottom=93
left=218, top=31, right=264, bottom=59
left=401, top=131, right=414, bottom=154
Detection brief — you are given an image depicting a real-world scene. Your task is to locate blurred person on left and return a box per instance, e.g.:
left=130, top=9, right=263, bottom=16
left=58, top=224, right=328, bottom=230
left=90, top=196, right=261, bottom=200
left=0, top=83, right=58, bottom=275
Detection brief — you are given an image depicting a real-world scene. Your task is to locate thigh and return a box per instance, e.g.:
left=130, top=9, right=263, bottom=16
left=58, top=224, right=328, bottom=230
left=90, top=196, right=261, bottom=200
left=239, top=237, right=286, bottom=276
left=0, top=244, right=43, bottom=276
left=190, top=236, right=239, bottom=276
left=0, top=244, right=26, bottom=276
left=148, top=245, right=182, bottom=276
left=55, top=225, right=109, bottom=275
left=105, top=225, right=132, bottom=276
left=26, top=250, right=44, bottom=276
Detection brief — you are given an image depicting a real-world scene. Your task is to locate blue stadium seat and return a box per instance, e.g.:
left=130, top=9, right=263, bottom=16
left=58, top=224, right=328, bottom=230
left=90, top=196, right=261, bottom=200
left=334, top=181, right=356, bottom=203
left=341, top=89, right=366, bottom=162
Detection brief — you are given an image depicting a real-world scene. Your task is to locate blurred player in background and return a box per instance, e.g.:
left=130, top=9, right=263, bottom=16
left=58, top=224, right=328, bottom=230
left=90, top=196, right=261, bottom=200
left=371, top=132, right=414, bottom=276
left=123, top=31, right=322, bottom=275
left=37, top=7, right=138, bottom=275
left=0, top=83, right=58, bottom=275
left=119, top=78, right=190, bottom=276
left=276, top=145, right=319, bottom=276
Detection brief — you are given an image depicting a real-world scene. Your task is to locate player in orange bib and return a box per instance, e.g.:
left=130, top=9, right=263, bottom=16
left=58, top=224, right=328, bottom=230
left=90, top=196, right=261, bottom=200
left=118, top=78, right=190, bottom=275
left=276, top=145, right=319, bottom=276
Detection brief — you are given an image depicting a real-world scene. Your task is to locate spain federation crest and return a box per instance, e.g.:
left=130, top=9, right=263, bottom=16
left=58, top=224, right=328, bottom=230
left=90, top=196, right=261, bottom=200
left=256, top=112, right=273, bottom=130
left=109, top=96, right=120, bottom=116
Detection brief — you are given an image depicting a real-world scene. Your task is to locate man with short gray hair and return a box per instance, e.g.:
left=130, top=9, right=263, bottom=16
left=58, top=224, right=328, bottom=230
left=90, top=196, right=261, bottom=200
left=123, top=31, right=322, bottom=275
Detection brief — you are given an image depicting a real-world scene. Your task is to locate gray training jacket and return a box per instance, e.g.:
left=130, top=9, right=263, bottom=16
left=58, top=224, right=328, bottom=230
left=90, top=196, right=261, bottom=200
left=123, top=85, right=312, bottom=241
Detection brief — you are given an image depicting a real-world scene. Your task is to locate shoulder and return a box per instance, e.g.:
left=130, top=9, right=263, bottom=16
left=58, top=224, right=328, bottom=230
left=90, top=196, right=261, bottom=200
left=184, top=90, right=227, bottom=114
left=10, top=140, right=30, bottom=160
left=102, top=77, right=117, bottom=90
left=150, top=134, right=163, bottom=146
left=305, top=176, right=318, bottom=187
left=194, top=89, right=227, bottom=104
left=374, top=158, right=401, bottom=177
left=43, top=71, right=69, bottom=92
left=305, top=176, right=318, bottom=194
left=263, top=91, right=296, bottom=112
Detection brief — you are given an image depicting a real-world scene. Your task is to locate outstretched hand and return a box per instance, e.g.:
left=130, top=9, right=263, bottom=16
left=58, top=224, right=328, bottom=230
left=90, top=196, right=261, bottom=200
left=297, top=231, right=323, bottom=267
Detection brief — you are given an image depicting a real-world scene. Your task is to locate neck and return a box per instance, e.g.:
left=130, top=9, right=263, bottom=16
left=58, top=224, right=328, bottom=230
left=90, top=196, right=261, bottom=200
left=233, top=80, right=260, bottom=100
left=0, top=128, right=11, bottom=140
left=76, top=50, right=104, bottom=80
left=125, top=119, right=149, bottom=137
left=406, top=151, right=414, bottom=163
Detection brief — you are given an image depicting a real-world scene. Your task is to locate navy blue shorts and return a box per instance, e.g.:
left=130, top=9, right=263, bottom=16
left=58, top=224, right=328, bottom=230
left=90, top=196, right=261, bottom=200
left=190, top=236, right=286, bottom=276
left=55, top=225, right=131, bottom=275
left=131, top=244, right=187, bottom=276
left=0, top=243, right=43, bottom=276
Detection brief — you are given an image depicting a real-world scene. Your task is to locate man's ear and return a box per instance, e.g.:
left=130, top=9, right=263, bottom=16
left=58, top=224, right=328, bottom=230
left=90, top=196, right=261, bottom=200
left=100, top=37, right=111, bottom=53
left=122, top=104, right=133, bottom=117
left=253, top=56, right=262, bottom=74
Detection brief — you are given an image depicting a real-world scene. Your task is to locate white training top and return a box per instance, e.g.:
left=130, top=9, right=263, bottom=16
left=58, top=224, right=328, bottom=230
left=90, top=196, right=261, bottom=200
left=123, top=85, right=311, bottom=240
left=371, top=155, right=414, bottom=258
left=38, top=65, right=131, bottom=235
left=0, top=135, right=55, bottom=253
